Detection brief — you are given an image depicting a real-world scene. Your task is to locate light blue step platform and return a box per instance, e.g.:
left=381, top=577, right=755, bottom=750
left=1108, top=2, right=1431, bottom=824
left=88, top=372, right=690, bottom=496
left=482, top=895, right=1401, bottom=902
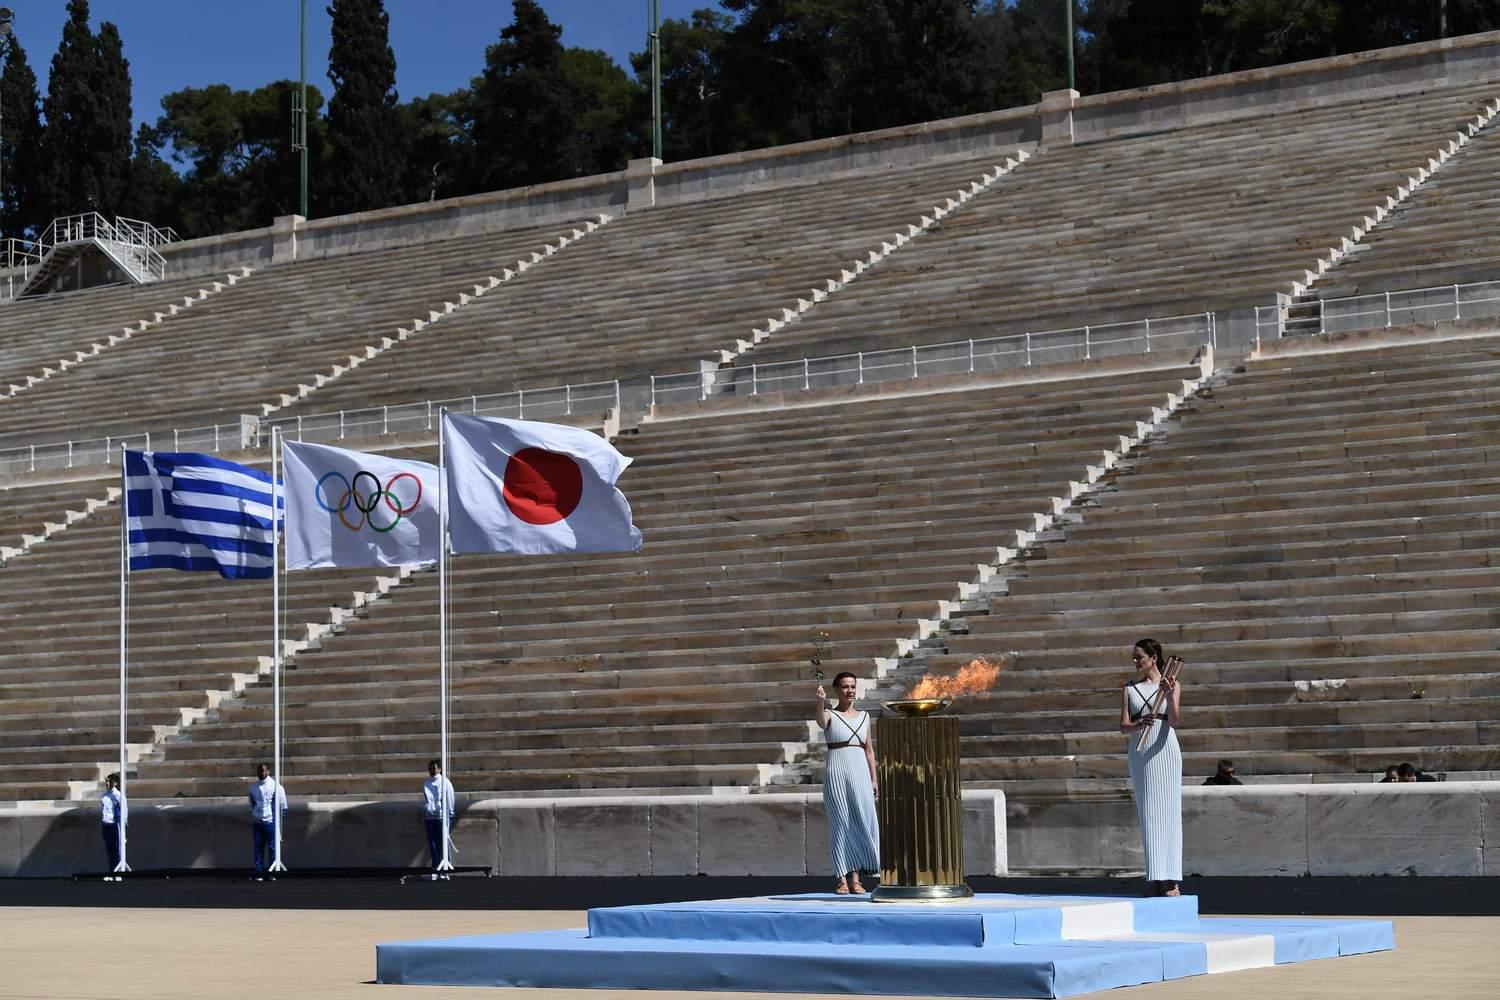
left=375, top=892, right=1394, bottom=997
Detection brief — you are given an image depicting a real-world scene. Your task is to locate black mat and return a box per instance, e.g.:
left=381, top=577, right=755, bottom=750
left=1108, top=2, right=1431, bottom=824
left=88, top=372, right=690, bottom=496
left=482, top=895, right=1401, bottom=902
left=1, top=874, right=1495, bottom=914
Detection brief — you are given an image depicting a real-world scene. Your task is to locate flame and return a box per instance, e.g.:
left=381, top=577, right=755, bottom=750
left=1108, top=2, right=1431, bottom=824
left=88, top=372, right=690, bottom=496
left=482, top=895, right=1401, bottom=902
left=908, top=656, right=1002, bottom=700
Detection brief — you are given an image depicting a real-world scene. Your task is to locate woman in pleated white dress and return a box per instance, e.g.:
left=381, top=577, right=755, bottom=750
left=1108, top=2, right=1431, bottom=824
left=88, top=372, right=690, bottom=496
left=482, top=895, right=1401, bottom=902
left=1120, top=637, right=1183, bottom=896
left=815, top=671, right=880, bottom=894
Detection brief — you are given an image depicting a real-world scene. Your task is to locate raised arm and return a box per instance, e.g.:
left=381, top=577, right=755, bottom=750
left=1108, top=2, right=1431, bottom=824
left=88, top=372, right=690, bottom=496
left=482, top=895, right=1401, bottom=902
left=814, top=684, right=829, bottom=732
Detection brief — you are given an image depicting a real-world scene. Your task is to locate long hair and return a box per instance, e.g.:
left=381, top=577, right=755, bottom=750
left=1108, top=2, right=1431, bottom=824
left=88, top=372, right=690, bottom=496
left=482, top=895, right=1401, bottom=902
left=1134, top=637, right=1166, bottom=672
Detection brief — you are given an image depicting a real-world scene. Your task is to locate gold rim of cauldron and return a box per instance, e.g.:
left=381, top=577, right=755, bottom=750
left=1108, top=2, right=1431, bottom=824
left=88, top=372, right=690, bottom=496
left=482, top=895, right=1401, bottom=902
left=881, top=698, right=952, bottom=717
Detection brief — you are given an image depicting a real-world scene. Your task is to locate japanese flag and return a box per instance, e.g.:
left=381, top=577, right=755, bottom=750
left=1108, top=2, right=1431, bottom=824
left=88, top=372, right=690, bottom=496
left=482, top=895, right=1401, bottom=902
left=442, top=412, right=642, bottom=555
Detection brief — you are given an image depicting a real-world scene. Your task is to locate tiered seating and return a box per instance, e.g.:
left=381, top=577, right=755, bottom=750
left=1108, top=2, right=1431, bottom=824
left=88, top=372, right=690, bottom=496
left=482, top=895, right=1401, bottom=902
left=123, top=354, right=1200, bottom=799
left=1308, top=112, right=1500, bottom=297
left=0, top=223, right=582, bottom=450
left=740, top=83, right=1499, bottom=367
left=922, top=333, right=1500, bottom=794
left=0, top=272, right=232, bottom=395
left=0, top=473, right=400, bottom=801
left=279, top=152, right=1020, bottom=415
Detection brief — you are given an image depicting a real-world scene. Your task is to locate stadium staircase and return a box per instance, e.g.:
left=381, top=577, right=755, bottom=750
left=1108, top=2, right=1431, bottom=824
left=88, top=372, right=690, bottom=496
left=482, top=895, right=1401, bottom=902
left=0, top=221, right=594, bottom=452
left=901, top=329, right=1500, bottom=795
left=732, top=83, right=1500, bottom=369
left=1, top=64, right=1500, bottom=808
left=276, top=150, right=1031, bottom=415
left=0, top=268, right=252, bottom=406
left=1284, top=98, right=1500, bottom=329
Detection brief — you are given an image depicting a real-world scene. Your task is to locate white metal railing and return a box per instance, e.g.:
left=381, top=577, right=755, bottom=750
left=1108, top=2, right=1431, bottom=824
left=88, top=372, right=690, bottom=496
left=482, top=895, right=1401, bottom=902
left=0, top=380, right=622, bottom=478
left=0, top=308, right=1219, bottom=477
left=648, top=311, right=1218, bottom=406
left=1255, top=278, right=1500, bottom=345
left=2, top=212, right=174, bottom=291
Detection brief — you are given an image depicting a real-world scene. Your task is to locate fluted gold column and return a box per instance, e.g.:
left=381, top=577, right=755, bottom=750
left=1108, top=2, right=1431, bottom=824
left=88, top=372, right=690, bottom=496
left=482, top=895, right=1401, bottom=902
left=871, top=713, right=972, bottom=901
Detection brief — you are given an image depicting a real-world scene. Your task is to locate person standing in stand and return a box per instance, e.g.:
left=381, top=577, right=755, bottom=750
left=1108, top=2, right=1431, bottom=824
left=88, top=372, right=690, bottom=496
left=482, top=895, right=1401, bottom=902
left=422, top=759, right=457, bottom=873
left=100, top=772, right=126, bottom=878
left=815, top=672, right=880, bottom=894
left=1121, top=638, right=1183, bottom=897
left=248, top=762, right=287, bottom=875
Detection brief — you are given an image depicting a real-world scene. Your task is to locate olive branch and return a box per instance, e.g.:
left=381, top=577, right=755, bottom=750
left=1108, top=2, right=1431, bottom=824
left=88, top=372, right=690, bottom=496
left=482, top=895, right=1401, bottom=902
left=809, top=628, right=831, bottom=681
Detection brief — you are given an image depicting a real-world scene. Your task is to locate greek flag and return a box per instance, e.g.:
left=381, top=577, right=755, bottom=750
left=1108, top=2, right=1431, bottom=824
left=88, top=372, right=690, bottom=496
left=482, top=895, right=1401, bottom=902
left=125, top=451, right=282, bottom=580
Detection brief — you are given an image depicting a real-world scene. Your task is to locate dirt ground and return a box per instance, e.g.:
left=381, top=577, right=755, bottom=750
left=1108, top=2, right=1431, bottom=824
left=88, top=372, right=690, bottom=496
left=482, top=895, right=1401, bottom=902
left=1, top=908, right=1495, bottom=1000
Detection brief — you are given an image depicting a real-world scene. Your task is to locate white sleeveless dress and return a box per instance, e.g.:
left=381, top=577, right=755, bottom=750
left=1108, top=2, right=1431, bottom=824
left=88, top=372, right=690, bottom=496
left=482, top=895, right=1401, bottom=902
left=823, top=710, right=880, bottom=877
left=1126, top=679, right=1183, bottom=881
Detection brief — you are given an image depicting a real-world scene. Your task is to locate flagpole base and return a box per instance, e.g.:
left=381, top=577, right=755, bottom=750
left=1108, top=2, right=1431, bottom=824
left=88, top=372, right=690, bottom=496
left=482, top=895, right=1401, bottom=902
left=269, top=860, right=288, bottom=872
left=112, top=862, right=131, bottom=873
left=436, top=858, right=455, bottom=872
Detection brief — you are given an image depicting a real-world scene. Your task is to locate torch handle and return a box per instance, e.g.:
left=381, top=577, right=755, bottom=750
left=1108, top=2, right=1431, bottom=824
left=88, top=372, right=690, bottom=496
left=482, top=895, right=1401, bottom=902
left=1133, top=657, right=1183, bottom=753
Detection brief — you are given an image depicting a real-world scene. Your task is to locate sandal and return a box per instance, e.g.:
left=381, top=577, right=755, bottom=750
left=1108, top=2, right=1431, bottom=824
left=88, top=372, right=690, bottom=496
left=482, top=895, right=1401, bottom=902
left=849, top=876, right=866, bottom=894
left=834, top=878, right=850, bottom=895
left=1163, top=883, right=1182, bottom=897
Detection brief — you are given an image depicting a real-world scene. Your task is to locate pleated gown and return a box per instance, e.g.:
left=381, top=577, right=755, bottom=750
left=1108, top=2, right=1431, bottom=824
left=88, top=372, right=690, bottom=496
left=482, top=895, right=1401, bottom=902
left=1126, top=680, right=1183, bottom=881
left=823, top=710, right=880, bottom=877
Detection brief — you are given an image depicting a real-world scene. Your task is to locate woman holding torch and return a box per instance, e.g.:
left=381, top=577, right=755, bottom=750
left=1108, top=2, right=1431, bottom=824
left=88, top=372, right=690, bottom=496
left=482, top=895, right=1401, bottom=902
left=1120, top=638, right=1183, bottom=896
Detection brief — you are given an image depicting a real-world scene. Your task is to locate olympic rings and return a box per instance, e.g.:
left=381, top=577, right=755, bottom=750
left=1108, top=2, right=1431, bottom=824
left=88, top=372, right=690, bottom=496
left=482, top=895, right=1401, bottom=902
left=315, top=470, right=422, bottom=533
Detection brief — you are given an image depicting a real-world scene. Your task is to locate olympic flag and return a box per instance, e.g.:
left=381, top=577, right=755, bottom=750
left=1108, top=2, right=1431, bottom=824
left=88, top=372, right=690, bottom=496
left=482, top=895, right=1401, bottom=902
left=442, top=413, right=642, bottom=555
left=282, top=440, right=441, bottom=570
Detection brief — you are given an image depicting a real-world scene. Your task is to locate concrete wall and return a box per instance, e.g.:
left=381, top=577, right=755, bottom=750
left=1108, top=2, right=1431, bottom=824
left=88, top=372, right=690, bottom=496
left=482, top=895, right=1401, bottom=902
left=0, top=791, right=1007, bottom=879
left=1011, top=782, right=1500, bottom=877
left=8, top=783, right=1497, bottom=878
left=133, top=31, right=1500, bottom=282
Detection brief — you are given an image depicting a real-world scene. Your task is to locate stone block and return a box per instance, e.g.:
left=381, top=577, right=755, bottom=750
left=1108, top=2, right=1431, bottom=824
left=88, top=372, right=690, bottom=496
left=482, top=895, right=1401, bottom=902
left=0, top=807, right=20, bottom=877
left=16, top=806, right=94, bottom=878
left=804, top=796, right=830, bottom=876
left=286, top=803, right=339, bottom=868
left=498, top=802, right=555, bottom=876
left=1307, top=784, right=1482, bottom=876
left=122, top=804, right=180, bottom=871
left=450, top=802, right=500, bottom=874
left=306, top=802, right=425, bottom=869
left=554, top=803, right=651, bottom=876
left=159, top=803, right=244, bottom=869
left=1184, top=787, right=1308, bottom=876
left=1008, top=796, right=1140, bottom=873
left=963, top=791, right=1008, bottom=876
left=1482, top=786, right=1500, bottom=877
left=700, top=798, right=806, bottom=876
left=649, top=800, right=699, bottom=875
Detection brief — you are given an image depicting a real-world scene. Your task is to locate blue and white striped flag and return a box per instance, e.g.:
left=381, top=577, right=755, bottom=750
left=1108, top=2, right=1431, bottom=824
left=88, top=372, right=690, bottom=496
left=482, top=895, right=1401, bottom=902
left=124, top=451, right=283, bottom=580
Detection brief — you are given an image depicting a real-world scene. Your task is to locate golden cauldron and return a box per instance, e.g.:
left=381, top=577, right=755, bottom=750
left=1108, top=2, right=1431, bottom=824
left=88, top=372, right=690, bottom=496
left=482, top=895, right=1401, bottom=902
left=871, top=699, right=973, bottom=902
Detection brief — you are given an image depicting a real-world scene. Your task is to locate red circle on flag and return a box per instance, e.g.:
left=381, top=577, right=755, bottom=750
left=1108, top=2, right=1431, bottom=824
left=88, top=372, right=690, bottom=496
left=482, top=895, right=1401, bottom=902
left=502, top=448, right=584, bottom=525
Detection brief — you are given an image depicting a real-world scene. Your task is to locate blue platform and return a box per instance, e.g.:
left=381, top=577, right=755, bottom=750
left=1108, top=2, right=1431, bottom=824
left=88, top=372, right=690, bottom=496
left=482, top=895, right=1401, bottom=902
left=375, top=893, right=1394, bottom=997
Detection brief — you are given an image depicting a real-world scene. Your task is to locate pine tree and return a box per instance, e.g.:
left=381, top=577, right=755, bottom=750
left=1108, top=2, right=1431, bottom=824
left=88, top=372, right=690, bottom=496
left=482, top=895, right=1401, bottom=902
left=471, top=0, right=571, bottom=189
left=119, top=124, right=183, bottom=235
left=40, top=0, right=102, bottom=221
left=325, top=0, right=404, bottom=215
left=0, top=32, right=44, bottom=239
left=92, top=22, right=133, bottom=218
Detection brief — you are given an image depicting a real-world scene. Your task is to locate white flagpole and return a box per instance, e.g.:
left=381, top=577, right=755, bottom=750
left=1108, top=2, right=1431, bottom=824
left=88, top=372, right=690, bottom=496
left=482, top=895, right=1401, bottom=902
left=438, top=408, right=453, bottom=871
left=116, top=444, right=131, bottom=875
left=270, top=427, right=287, bottom=873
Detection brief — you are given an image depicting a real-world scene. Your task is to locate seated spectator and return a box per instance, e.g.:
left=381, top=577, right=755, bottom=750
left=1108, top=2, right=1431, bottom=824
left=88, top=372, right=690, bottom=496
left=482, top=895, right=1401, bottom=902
left=1202, top=759, right=1242, bottom=786
left=1379, top=765, right=1400, bottom=783
left=1395, top=762, right=1437, bottom=783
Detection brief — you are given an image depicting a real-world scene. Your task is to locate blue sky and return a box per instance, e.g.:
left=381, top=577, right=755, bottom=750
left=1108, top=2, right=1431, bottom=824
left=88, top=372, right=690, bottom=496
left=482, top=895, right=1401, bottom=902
left=8, top=1, right=723, bottom=130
